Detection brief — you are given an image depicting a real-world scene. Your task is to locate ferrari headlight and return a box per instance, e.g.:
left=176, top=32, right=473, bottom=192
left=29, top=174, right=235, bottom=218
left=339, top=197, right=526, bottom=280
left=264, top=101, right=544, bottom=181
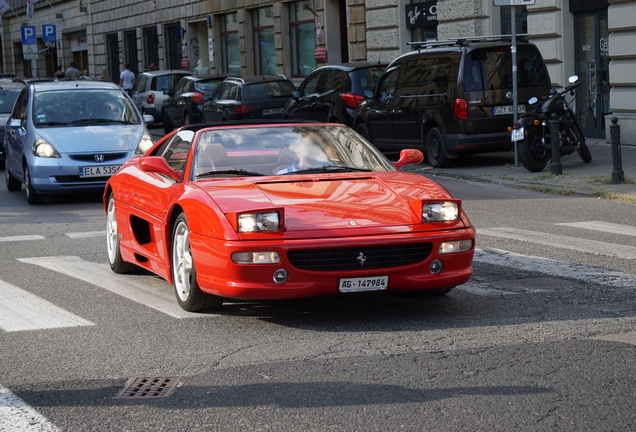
left=423, top=202, right=459, bottom=222
left=238, top=212, right=280, bottom=233
left=135, top=133, right=154, bottom=155
left=439, top=239, right=473, bottom=254
left=231, top=252, right=280, bottom=264
left=32, top=138, right=61, bottom=158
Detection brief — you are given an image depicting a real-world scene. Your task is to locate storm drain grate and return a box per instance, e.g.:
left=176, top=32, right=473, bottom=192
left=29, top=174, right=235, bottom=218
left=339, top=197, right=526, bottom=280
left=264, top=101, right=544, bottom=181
left=115, top=376, right=182, bottom=399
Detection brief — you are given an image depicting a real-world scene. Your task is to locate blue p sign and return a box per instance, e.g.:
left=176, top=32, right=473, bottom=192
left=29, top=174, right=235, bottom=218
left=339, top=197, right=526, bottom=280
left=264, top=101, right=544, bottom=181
left=21, top=26, right=37, bottom=45
left=42, top=24, right=56, bottom=42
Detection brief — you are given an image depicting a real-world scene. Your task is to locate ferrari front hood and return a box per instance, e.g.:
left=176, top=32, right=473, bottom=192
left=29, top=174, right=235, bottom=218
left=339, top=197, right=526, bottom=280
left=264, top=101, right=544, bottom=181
left=199, top=173, right=456, bottom=231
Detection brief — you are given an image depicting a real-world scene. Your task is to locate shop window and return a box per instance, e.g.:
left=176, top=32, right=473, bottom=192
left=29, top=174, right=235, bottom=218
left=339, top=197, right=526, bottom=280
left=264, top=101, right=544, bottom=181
left=289, top=1, right=316, bottom=77
left=221, top=13, right=240, bottom=75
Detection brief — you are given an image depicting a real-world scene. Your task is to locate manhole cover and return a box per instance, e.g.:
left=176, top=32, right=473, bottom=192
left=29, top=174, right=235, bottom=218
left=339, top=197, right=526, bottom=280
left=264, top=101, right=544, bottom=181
left=115, top=376, right=182, bottom=399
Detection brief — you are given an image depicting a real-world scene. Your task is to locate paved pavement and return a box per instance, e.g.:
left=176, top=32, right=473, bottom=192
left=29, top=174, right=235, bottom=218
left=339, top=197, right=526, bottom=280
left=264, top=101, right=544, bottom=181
left=406, top=139, right=636, bottom=202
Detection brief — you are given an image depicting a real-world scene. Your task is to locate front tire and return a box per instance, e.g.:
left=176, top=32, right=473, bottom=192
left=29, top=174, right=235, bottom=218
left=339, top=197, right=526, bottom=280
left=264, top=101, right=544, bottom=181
left=172, top=214, right=223, bottom=312
left=107, top=194, right=136, bottom=274
left=425, top=127, right=449, bottom=168
left=518, top=126, right=549, bottom=172
left=24, top=164, right=43, bottom=204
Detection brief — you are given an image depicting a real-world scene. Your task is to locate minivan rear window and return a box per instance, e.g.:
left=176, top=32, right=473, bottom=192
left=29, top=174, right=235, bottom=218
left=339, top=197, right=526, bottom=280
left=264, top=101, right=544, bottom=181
left=464, top=45, right=550, bottom=91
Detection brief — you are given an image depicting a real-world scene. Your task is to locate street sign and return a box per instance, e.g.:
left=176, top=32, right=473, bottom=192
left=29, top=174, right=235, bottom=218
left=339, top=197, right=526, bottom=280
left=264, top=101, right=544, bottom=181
left=20, top=26, right=37, bottom=45
left=42, top=24, right=56, bottom=42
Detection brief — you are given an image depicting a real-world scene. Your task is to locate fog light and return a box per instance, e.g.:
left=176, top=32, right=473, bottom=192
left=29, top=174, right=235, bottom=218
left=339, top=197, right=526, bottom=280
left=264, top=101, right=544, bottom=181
left=273, top=269, right=288, bottom=284
left=430, top=259, right=443, bottom=275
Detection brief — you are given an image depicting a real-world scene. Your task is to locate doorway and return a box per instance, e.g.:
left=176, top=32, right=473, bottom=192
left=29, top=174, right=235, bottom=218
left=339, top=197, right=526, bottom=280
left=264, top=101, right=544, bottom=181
left=574, top=11, right=609, bottom=138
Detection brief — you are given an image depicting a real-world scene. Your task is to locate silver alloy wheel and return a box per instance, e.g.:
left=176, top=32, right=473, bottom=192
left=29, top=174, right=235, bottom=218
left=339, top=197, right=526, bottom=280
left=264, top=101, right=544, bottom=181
left=106, top=196, right=119, bottom=265
left=172, top=220, right=193, bottom=303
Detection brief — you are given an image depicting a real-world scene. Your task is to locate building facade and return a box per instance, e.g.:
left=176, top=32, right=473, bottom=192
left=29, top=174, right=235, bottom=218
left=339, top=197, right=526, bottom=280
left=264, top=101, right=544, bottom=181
left=1, top=0, right=635, bottom=143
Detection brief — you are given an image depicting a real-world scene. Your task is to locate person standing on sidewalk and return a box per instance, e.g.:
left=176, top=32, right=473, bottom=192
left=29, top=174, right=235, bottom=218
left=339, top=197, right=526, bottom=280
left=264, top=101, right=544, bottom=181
left=119, top=63, right=135, bottom=96
left=65, top=62, right=80, bottom=80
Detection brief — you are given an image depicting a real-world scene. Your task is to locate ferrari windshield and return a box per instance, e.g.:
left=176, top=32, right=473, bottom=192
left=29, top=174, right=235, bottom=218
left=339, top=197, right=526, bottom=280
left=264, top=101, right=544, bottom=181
left=192, top=125, right=396, bottom=178
left=33, top=89, right=140, bottom=127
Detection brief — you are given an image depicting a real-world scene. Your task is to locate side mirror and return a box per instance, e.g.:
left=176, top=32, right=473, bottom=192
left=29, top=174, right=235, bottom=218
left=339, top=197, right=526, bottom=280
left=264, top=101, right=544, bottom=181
left=568, top=75, right=579, bottom=84
left=142, top=114, right=155, bottom=126
left=9, top=118, right=21, bottom=128
left=163, top=89, right=172, bottom=95
left=528, top=96, right=538, bottom=105
left=392, top=149, right=424, bottom=170
left=291, top=90, right=300, bottom=99
left=139, top=156, right=180, bottom=181
left=364, top=90, right=374, bottom=99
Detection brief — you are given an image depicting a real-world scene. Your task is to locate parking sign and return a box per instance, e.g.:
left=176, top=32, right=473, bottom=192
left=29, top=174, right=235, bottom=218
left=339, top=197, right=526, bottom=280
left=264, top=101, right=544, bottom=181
left=21, top=26, right=37, bottom=45
left=42, top=24, right=56, bottom=42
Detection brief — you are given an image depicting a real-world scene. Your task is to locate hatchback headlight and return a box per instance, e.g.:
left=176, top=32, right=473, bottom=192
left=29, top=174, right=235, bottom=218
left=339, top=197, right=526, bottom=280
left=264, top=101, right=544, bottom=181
left=422, top=202, right=459, bottom=222
left=32, top=138, right=61, bottom=158
left=135, top=133, right=154, bottom=155
left=238, top=212, right=280, bottom=233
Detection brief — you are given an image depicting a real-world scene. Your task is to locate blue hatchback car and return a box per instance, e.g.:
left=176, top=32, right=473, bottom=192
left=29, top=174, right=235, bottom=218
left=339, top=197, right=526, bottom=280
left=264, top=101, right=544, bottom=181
left=3, top=80, right=154, bottom=204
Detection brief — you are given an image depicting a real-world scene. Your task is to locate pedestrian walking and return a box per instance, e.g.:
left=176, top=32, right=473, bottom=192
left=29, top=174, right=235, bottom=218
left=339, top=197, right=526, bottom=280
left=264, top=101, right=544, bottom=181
left=119, top=63, right=135, bottom=95
left=65, top=62, right=80, bottom=80
left=54, top=66, right=65, bottom=79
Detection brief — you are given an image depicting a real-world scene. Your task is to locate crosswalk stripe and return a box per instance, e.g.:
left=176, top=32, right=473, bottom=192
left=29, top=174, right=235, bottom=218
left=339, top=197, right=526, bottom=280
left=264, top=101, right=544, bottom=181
left=0, top=280, right=93, bottom=332
left=0, top=235, right=45, bottom=243
left=18, top=256, right=204, bottom=319
left=474, top=248, right=636, bottom=289
left=0, top=385, right=59, bottom=431
left=555, top=221, right=636, bottom=237
left=477, top=227, right=636, bottom=260
left=65, top=231, right=105, bottom=239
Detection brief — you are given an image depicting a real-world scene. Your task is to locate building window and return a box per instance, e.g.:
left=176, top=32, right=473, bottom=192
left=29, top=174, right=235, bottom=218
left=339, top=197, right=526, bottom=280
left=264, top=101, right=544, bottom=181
left=253, top=7, right=275, bottom=75
left=289, top=1, right=316, bottom=77
left=221, top=13, right=240, bottom=75
left=164, top=23, right=182, bottom=70
left=143, top=27, right=159, bottom=71
left=501, top=6, right=528, bottom=35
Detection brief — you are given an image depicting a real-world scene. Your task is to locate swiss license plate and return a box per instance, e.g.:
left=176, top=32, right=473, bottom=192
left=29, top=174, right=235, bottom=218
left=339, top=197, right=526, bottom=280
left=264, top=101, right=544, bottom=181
left=79, top=165, right=121, bottom=178
left=262, top=107, right=284, bottom=116
left=493, top=105, right=526, bottom=115
left=339, top=276, right=388, bottom=293
left=511, top=127, right=524, bottom=142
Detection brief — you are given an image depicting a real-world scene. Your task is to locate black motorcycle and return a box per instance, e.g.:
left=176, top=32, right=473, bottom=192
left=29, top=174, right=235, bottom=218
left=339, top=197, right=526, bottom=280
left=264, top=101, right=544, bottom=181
left=512, top=75, right=592, bottom=172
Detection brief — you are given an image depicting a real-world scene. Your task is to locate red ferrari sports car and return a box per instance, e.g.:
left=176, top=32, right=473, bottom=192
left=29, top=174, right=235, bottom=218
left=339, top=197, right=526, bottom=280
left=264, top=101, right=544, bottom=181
left=104, top=121, right=475, bottom=312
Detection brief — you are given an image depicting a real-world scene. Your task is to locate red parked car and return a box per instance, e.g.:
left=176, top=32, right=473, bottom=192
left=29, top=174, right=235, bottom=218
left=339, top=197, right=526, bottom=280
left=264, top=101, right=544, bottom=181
left=104, top=121, right=475, bottom=312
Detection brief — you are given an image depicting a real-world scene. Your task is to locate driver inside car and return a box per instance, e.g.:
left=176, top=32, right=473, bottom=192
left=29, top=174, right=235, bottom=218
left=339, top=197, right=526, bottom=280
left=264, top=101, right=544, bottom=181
left=275, top=132, right=335, bottom=174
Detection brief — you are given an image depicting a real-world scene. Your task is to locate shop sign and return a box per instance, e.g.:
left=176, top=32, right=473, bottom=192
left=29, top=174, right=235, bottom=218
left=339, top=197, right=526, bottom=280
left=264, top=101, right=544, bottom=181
left=405, top=2, right=438, bottom=29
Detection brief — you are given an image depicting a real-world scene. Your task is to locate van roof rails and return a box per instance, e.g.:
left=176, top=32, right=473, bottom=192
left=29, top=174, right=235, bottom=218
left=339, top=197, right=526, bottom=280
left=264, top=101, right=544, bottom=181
left=407, top=34, right=529, bottom=50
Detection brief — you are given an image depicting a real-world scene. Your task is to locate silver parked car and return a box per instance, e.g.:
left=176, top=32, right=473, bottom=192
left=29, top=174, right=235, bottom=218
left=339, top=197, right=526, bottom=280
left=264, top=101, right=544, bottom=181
left=3, top=80, right=154, bottom=204
left=130, top=70, right=191, bottom=123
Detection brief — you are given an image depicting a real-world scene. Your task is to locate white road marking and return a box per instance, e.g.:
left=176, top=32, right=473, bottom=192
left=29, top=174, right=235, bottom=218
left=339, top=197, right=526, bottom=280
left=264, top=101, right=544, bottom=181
left=473, top=248, right=636, bottom=289
left=477, top=227, right=636, bottom=260
left=0, top=385, right=59, bottom=431
left=555, top=221, right=636, bottom=237
left=594, top=331, right=636, bottom=346
left=65, top=231, right=105, bottom=239
left=18, top=256, right=203, bottom=319
left=0, top=235, right=45, bottom=243
left=457, top=281, right=517, bottom=296
left=0, top=280, right=93, bottom=333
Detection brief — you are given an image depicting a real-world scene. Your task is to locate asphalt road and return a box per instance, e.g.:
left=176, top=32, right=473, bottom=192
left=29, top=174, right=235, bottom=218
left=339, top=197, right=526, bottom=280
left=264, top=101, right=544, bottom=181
left=1, top=158, right=636, bottom=431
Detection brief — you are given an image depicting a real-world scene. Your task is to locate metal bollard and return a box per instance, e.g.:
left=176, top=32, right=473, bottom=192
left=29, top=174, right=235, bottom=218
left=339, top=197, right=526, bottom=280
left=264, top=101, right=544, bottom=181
left=550, top=113, right=562, bottom=176
left=610, top=117, right=624, bottom=184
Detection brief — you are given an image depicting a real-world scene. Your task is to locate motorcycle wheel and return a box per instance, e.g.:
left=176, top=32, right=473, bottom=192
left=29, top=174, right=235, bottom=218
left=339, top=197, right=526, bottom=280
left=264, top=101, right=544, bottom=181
left=518, top=126, right=549, bottom=172
left=571, top=128, right=592, bottom=163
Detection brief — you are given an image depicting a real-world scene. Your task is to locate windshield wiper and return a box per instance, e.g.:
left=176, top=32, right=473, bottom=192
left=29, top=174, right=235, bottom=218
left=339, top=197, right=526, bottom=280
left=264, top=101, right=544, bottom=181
left=197, top=169, right=263, bottom=178
left=281, top=165, right=373, bottom=175
left=72, top=118, right=131, bottom=125
left=36, top=121, right=69, bottom=126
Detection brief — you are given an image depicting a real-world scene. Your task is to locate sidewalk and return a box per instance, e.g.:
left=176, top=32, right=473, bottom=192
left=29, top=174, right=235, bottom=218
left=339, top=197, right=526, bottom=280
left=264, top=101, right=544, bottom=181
left=405, top=139, right=636, bottom=202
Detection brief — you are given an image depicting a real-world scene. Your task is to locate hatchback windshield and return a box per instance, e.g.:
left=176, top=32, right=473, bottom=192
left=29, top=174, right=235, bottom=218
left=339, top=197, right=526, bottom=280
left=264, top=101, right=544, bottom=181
left=33, top=89, right=140, bottom=127
left=192, top=125, right=395, bottom=178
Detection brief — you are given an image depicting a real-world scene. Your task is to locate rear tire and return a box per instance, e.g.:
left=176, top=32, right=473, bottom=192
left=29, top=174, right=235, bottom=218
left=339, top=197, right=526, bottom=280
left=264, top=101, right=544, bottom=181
left=425, top=127, right=449, bottom=168
left=518, top=126, right=549, bottom=172
left=5, top=157, right=22, bottom=192
left=577, top=141, right=592, bottom=163
left=24, top=164, right=43, bottom=204
left=172, top=214, right=223, bottom=312
left=163, top=110, right=173, bottom=134
left=107, top=194, right=137, bottom=274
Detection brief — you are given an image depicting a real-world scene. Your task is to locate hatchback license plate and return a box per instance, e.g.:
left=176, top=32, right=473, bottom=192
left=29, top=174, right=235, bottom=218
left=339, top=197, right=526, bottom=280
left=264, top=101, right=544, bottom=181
left=262, top=107, right=284, bottom=116
left=493, top=105, right=526, bottom=115
left=339, top=276, right=388, bottom=293
left=511, top=127, right=524, bottom=142
left=79, top=165, right=121, bottom=178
